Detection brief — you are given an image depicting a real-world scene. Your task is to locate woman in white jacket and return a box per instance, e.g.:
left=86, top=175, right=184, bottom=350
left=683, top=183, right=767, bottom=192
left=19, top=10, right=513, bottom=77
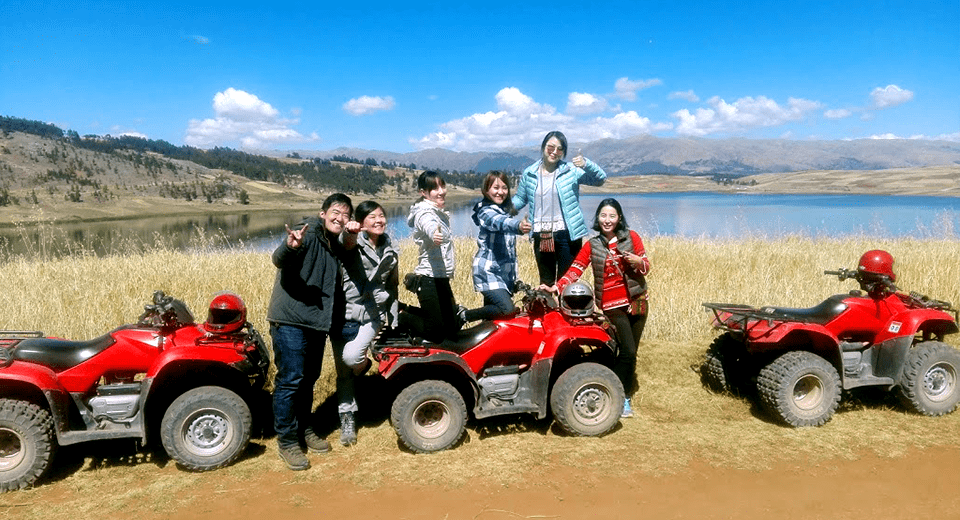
left=399, top=171, right=462, bottom=344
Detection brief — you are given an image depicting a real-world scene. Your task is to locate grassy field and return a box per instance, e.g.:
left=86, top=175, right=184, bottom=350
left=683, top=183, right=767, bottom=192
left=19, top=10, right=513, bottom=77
left=1, top=235, right=959, bottom=517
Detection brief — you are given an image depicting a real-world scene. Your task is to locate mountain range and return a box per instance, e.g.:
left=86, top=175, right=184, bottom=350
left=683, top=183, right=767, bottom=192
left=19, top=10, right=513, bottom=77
left=290, top=136, right=960, bottom=176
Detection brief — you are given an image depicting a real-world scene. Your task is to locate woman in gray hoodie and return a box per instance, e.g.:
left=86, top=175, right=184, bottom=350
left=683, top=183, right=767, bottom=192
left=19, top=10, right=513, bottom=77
left=332, top=200, right=399, bottom=446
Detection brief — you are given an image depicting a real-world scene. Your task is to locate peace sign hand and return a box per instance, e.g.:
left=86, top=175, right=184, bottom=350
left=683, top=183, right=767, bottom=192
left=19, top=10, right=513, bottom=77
left=285, top=223, right=309, bottom=249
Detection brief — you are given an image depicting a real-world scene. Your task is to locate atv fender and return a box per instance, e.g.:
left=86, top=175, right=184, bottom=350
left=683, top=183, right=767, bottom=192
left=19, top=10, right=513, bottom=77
left=874, top=309, right=959, bottom=344
left=382, top=352, right=480, bottom=411
left=145, top=344, right=249, bottom=379
left=748, top=325, right=839, bottom=358
left=0, top=363, right=61, bottom=393
left=380, top=352, right=476, bottom=383
left=536, top=321, right=615, bottom=360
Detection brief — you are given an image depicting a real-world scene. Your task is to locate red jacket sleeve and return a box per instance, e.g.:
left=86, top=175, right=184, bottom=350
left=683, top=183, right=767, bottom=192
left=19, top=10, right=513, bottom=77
left=629, top=230, right=650, bottom=276
left=557, top=241, right=593, bottom=293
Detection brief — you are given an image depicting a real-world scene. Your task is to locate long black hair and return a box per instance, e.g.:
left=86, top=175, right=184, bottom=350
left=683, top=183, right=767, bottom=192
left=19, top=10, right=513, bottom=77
left=540, top=130, right=568, bottom=159
left=592, top=197, right=628, bottom=233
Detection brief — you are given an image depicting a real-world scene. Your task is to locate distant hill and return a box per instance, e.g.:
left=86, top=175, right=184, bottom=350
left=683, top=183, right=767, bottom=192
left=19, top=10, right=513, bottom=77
left=289, top=135, right=960, bottom=176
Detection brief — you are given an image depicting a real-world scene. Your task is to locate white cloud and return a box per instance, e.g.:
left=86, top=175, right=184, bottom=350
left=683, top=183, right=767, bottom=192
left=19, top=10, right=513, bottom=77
left=212, top=88, right=278, bottom=121
left=672, top=95, right=823, bottom=136
left=567, top=92, right=608, bottom=115
left=185, top=88, right=314, bottom=149
left=576, top=111, right=673, bottom=141
left=869, top=131, right=960, bottom=143
left=412, top=85, right=676, bottom=151
left=824, top=108, right=852, bottom=120
left=343, top=95, right=396, bottom=116
left=412, top=87, right=572, bottom=150
left=668, top=90, right=700, bottom=103
left=934, top=131, right=960, bottom=142
left=109, top=125, right=148, bottom=139
left=614, top=77, right=662, bottom=101
left=870, top=85, right=913, bottom=109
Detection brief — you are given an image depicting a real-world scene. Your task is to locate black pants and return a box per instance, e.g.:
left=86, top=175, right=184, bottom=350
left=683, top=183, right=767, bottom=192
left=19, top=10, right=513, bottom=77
left=604, top=306, right=648, bottom=396
left=533, top=229, right=582, bottom=286
left=399, top=276, right=460, bottom=343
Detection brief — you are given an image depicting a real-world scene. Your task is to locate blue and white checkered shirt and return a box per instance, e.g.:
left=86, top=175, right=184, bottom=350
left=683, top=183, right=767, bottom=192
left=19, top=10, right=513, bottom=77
left=471, top=200, right=524, bottom=293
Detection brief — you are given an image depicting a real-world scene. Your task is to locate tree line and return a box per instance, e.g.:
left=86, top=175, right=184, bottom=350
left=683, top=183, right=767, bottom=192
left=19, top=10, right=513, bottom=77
left=0, top=115, right=514, bottom=196
left=1, top=116, right=391, bottom=195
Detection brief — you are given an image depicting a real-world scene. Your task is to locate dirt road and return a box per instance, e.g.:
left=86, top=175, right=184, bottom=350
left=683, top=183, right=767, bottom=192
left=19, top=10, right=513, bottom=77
left=159, top=446, right=959, bottom=520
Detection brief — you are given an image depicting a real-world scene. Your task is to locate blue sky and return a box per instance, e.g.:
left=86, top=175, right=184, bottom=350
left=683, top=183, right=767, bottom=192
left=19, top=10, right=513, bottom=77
left=2, top=1, right=957, bottom=153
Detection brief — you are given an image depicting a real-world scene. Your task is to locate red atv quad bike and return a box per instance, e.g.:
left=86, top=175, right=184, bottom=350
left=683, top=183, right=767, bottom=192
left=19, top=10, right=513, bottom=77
left=0, top=291, right=269, bottom=491
left=373, top=281, right=624, bottom=453
left=701, top=250, right=960, bottom=427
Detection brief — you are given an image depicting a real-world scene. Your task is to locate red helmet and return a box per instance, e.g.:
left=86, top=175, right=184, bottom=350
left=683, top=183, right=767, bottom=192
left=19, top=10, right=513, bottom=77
left=204, top=293, right=247, bottom=334
left=858, top=250, right=896, bottom=282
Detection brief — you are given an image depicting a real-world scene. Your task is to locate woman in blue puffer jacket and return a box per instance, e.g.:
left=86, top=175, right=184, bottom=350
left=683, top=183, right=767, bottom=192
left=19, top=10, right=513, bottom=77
left=512, top=130, right=607, bottom=285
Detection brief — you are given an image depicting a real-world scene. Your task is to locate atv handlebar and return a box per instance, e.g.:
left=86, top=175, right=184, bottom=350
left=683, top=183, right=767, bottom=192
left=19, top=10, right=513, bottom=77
left=824, top=268, right=857, bottom=281
left=515, top=281, right=557, bottom=314
left=138, top=291, right=195, bottom=328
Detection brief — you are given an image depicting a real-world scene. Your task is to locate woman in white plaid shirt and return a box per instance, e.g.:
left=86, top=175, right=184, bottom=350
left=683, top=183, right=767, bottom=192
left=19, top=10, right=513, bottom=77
left=462, top=171, right=532, bottom=323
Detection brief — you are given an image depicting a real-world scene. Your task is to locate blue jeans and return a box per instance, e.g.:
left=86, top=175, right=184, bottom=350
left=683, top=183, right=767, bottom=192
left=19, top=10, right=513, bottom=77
left=271, top=324, right=326, bottom=448
left=331, top=319, right=381, bottom=414
left=464, top=289, right=515, bottom=322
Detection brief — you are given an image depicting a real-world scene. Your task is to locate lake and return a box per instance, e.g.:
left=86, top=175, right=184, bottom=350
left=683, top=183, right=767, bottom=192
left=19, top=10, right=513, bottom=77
left=3, top=192, right=959, bottom=257
left=390, top=192, right=960, bottom=240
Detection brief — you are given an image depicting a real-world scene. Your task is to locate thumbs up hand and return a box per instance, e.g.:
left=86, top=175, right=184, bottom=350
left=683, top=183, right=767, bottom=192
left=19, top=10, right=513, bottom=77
left=519, top=216, right=532, bottom=234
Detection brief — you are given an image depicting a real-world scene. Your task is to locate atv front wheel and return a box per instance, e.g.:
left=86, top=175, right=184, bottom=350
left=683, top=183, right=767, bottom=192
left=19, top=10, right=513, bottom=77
left=757, top=351, right=841, bottom=427
left=160, top=386, right=252, bottom=471
left=898, top=341, right=960, bottom=416
left=391, top=380, right=467, bottom=453
left=550, top=362, right=624, bottom=436
left=0, top=399, right=55, bottom=491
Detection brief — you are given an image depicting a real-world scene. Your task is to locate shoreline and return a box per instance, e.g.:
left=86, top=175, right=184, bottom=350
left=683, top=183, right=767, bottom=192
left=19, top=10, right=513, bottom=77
left=2, top=165, right=958, bottom=227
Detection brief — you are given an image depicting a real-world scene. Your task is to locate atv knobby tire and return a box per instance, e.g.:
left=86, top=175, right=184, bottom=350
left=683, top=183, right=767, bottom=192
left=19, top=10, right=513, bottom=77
left=702, top=332, right=748, bottom=394
left=757, top=351, right=841, bottom=427
left=898, top=341, right=960, bottom=416
left=160, top=386, right=252, bottom=471
left=391, top=380, right=467, bottom=453
left=550, top=362, right=624, bottom=436
left=0, top=399, right=55, bottom=492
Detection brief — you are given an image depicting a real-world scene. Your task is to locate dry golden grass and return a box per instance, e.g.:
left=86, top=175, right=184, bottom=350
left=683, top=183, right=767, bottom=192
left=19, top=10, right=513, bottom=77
left=1, top=235, right=960, bottom=518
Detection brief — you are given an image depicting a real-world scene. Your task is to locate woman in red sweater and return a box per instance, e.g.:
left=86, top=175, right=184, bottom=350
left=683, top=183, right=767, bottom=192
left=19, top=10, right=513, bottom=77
left=552, top=198, right=650, bottom=418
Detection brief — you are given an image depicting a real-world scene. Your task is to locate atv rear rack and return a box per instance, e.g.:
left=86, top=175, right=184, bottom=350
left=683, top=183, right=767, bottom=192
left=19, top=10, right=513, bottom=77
left=702, top=302, right=819, bottom=333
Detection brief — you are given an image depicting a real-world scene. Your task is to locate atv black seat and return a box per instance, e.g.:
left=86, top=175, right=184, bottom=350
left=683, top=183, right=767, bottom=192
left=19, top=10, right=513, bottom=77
left=13, top=334, right=116, bottom=372
left=432, top=321, right=498, bottom=354
left=760, top=294, right=849, bottom=325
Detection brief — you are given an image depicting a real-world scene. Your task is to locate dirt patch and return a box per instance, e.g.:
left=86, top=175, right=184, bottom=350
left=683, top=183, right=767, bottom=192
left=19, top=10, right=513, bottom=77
left=151, top=446, right=959, bottom=520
